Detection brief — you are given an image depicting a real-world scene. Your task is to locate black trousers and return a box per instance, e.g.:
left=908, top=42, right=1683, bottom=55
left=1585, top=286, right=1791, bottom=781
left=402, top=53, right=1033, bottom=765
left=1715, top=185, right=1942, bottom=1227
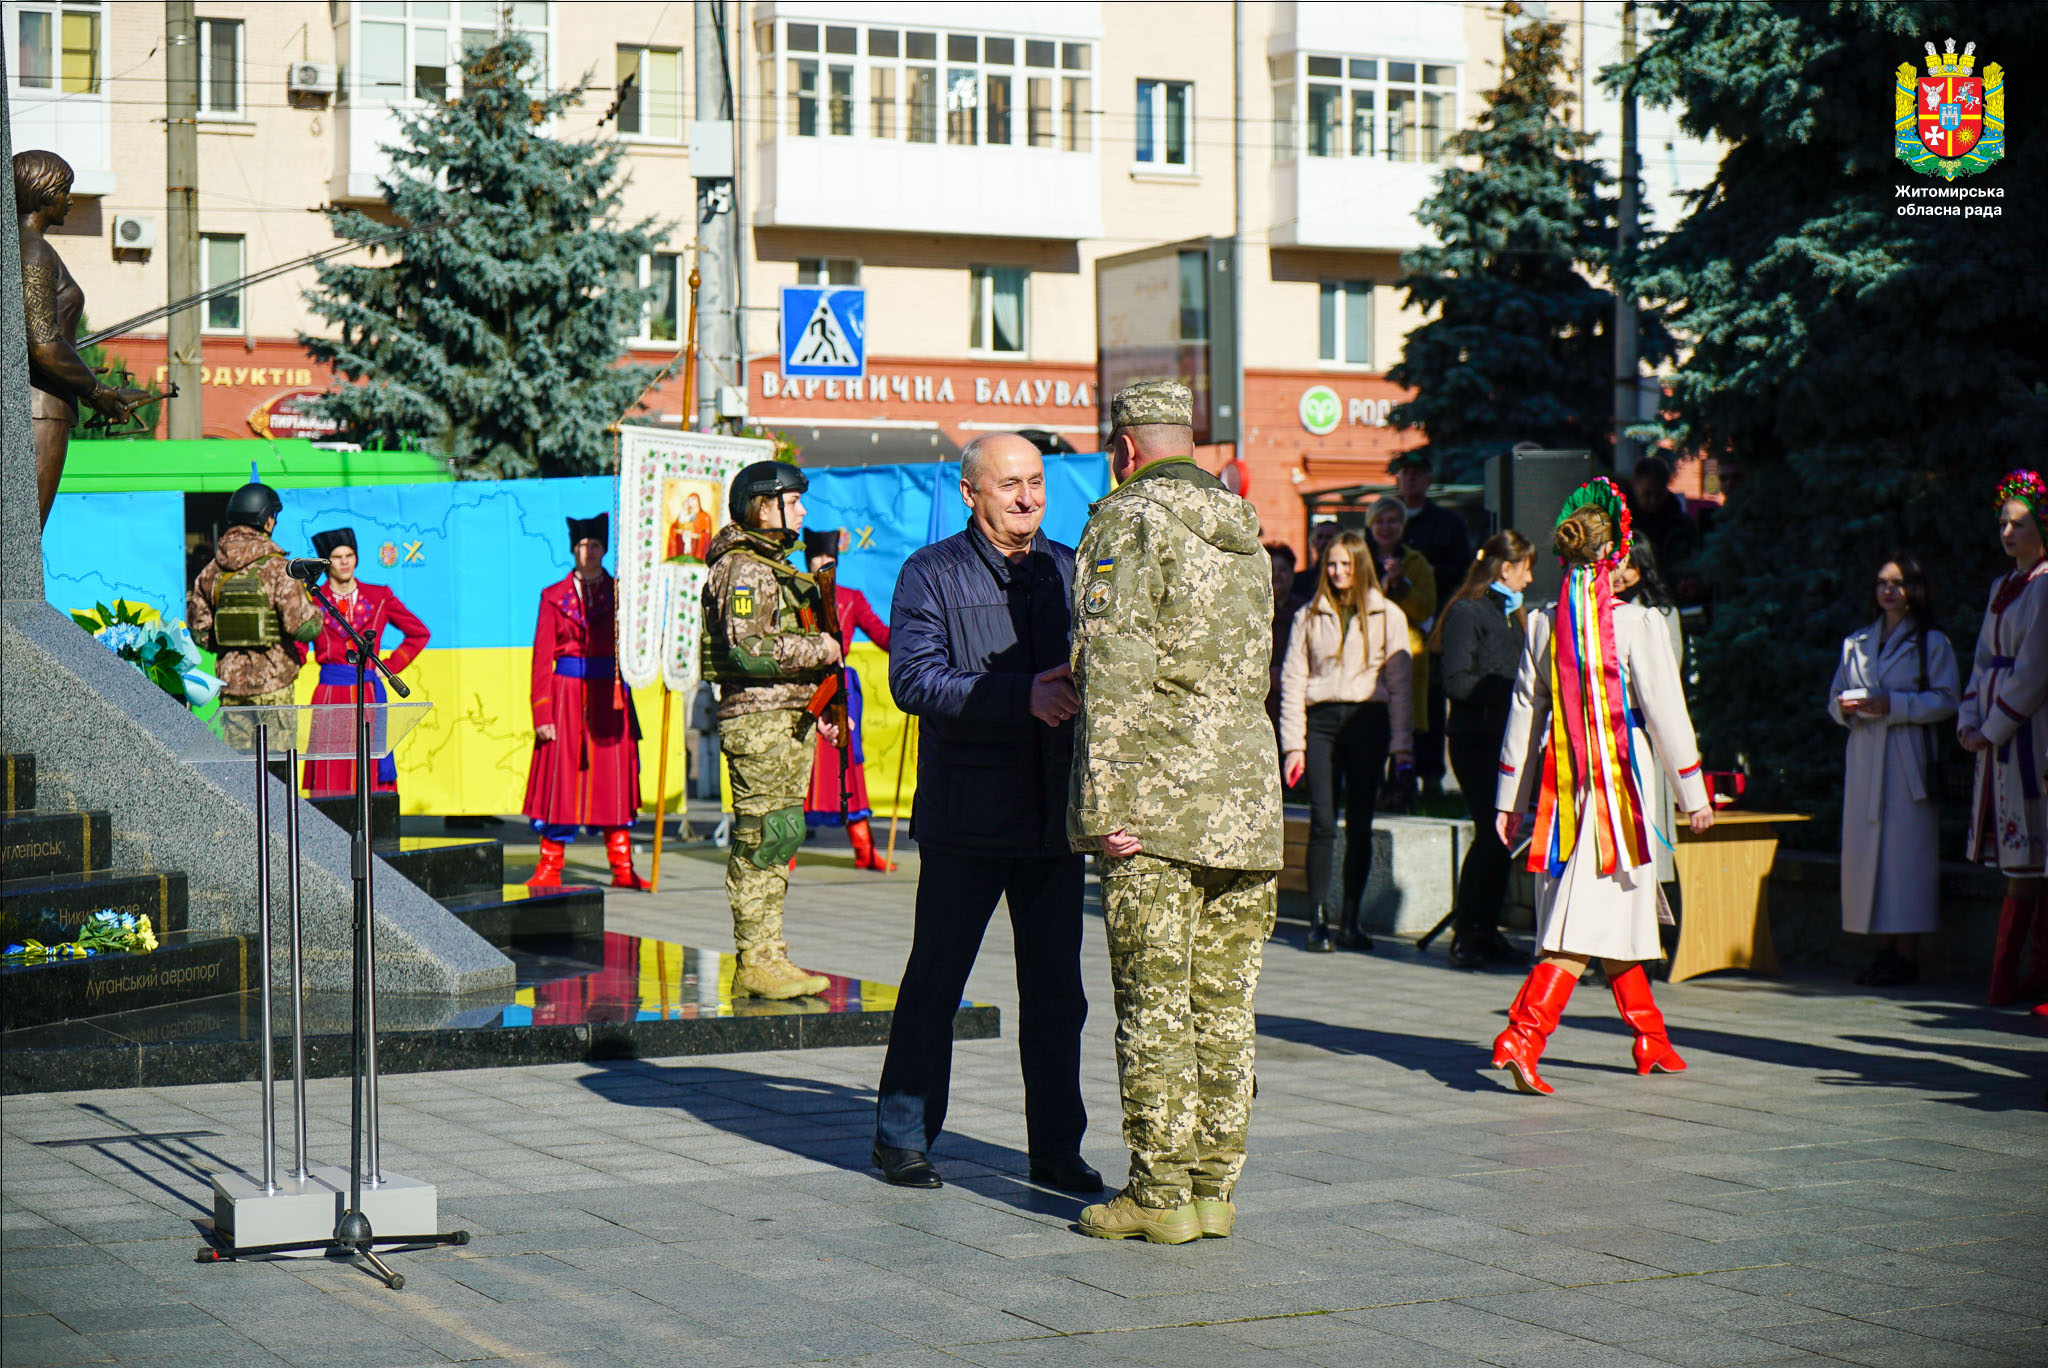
left=1416, top=670, right=1449, bottom=785
left=875, top=850, right=1087, bottom=1157
left=1448, top=725, right=1513, bottom=941
left=1304, top=701, right=1390, bottom=920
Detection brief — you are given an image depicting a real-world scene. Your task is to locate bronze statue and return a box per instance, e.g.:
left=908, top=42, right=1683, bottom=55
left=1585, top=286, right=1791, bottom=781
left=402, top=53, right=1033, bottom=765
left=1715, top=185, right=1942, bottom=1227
left=16, top=150, right=148, bottom=525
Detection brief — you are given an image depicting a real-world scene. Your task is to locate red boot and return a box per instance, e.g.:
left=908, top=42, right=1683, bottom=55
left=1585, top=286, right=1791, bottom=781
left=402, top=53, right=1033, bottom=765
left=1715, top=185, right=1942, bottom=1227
left=1608, top=963, right=1687, bottom=1075
left=848, top=818, right=895, bottom=872
left=527, top=836, right=565, bottom=890
left=606, top=828, right=652, bottom=891
left=1491, top=962, right=1577, bottom=1095
left=1989, top=896, right=2033, bottom=1005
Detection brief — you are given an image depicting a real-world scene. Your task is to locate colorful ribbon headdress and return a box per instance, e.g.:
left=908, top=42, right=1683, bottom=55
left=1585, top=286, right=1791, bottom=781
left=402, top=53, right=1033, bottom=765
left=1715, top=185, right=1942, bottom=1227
left=1995, top=469, right=2047, bottom=521
left=1529, top=477, right=1652, bottom=878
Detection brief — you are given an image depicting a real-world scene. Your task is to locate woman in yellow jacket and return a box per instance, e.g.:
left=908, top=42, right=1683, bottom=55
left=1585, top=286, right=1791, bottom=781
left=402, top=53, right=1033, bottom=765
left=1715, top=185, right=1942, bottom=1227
left=1279, top=530, right=1414, bottom=953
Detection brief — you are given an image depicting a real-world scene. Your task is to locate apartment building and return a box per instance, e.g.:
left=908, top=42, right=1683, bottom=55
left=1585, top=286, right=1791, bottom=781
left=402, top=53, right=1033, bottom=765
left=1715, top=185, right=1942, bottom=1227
left=5, top=0, right=1717, bottom=547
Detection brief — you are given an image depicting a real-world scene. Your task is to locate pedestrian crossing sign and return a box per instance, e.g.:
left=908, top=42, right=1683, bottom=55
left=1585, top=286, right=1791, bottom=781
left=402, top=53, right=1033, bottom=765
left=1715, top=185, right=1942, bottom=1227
left=781, top=286, right=866, bottom=379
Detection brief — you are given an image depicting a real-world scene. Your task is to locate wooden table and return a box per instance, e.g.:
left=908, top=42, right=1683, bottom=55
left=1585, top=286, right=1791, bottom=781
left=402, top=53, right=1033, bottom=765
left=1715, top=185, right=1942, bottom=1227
left=1669, top=811, right=1810, bottom=983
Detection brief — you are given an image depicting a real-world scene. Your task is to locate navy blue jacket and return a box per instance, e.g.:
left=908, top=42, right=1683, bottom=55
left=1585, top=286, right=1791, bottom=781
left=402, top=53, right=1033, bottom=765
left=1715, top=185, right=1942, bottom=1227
left=888, top=522, right=1076, bottom=857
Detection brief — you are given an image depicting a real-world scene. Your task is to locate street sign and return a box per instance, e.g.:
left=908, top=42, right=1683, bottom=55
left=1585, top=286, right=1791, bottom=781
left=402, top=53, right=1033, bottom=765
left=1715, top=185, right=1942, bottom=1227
left=781, top=286, right=865, bottom=379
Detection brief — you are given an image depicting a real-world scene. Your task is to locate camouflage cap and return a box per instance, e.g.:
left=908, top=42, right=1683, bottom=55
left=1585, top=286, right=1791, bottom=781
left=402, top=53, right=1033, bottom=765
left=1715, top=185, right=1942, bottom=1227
left=1109, top=379, right=1194, bottom=430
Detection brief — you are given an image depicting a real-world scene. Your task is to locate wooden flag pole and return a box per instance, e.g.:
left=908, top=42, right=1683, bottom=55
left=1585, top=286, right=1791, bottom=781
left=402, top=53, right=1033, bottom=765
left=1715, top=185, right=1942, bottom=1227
left=884, top=716, right=915, bottom=870
left=645, top=257, right=704, bottom=895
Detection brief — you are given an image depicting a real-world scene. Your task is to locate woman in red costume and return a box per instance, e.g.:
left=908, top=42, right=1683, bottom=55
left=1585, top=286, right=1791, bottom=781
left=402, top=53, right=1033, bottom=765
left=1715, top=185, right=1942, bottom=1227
left=803, top=528, right=896, bottom=871
left=524, top=514, right=650, bottom=891
left=1490, top=480, right=1717, bottom=1095
left=301, top=527, right=430, bottom=797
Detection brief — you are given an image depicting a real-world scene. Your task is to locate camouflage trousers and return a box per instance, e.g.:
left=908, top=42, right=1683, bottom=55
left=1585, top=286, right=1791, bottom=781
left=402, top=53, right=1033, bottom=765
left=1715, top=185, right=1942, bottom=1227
left=1099, top=851, right=1277, bottom=1209
left=720, top=708, right=812, bottom=955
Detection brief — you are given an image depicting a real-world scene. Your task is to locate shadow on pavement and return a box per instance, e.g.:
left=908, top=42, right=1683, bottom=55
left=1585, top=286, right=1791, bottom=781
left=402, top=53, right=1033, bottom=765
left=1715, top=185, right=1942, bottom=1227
left=575, top=1060, right=1090, bottom=1215
left=1256, top=1014, right=1504, bottom=1093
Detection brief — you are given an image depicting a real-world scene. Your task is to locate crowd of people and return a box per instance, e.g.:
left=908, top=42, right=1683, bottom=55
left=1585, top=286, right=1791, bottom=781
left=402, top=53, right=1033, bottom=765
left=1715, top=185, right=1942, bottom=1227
left=181, top=383, right=2048, bottom=1250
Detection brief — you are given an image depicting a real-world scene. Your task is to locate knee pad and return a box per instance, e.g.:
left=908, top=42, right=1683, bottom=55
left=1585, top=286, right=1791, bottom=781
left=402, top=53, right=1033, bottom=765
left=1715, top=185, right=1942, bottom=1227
left=751, top=805, right=805, bottom=868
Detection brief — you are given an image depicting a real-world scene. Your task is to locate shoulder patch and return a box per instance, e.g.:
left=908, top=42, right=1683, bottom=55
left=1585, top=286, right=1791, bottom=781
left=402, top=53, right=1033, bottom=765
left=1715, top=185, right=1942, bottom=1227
left=1083, top=578, right=1113, bottom=615
left=732, top=585, right=755, bottom=618
left=1093, top=557, right=1116, bottom=572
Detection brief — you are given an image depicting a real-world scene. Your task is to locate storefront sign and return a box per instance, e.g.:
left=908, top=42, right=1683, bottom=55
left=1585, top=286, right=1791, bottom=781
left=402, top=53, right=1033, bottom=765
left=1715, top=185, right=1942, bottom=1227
left=1298, top=383, right=1393, bottom=434
left=246, top=388, right=344, bottom=440
left=758, top=370, right=1093, bottom=409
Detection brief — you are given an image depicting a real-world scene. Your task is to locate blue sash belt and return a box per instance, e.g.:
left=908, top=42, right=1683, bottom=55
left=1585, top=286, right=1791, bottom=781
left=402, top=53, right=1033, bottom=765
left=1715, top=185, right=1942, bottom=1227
left=313, top=665, right=394, bottom=784
left=552, top=656, right=616, bottom=679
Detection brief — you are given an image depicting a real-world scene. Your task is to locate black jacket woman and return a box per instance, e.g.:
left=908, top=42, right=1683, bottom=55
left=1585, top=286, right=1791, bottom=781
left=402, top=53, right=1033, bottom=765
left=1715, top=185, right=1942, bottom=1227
left=1433, top=531, right=1536, bottom=969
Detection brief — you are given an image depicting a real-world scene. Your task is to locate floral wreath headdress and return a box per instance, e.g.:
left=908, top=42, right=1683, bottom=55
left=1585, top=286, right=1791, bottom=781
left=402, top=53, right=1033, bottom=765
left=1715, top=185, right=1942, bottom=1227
left=1529, top=475, right=1651, bottom=881
left=1995, top=469, right=2047, bottom=520
left=1553, top=475, right=1633, bottom=571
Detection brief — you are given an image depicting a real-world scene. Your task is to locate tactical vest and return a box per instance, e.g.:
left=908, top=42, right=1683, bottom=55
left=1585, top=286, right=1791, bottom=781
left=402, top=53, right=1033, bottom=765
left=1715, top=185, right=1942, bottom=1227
left=212, top=555, right=283, bottom=651
left=701, top=549, right=819, bottom=683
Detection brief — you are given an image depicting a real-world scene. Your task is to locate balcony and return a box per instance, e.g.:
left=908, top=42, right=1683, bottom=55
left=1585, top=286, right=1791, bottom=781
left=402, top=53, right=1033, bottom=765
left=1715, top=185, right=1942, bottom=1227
left=1270, top=154, right=1438, bottom=252
left=755, top=136, right=1101, bottom=240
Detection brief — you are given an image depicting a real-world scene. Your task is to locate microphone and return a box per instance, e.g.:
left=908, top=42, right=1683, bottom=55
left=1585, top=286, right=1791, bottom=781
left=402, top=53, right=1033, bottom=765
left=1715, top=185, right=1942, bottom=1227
left=286, top=557, right=330, bottom=583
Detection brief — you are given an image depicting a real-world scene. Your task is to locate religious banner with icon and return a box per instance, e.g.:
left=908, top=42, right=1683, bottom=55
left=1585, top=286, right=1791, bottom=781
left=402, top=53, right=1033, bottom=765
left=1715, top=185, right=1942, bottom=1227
left=617, top=427, right=772, bottom=692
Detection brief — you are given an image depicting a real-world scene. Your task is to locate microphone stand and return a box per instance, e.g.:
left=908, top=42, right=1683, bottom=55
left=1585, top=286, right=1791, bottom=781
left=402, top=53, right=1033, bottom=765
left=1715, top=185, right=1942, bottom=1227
left=197, top=577, right=466, bottom=1287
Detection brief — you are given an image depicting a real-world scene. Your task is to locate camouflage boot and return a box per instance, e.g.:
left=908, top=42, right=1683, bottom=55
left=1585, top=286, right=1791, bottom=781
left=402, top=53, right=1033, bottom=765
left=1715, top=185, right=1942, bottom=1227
left=1191, top=1197, right=1235, bottom=1238
left=1077, top=1192, right=1201, bottom=1245
left=734, top=941, right=830, bottom=1000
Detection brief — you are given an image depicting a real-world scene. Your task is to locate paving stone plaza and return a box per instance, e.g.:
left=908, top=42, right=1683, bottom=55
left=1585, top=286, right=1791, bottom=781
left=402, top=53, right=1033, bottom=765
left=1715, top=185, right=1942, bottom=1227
left=5, top=836, right=2044, bottom=1368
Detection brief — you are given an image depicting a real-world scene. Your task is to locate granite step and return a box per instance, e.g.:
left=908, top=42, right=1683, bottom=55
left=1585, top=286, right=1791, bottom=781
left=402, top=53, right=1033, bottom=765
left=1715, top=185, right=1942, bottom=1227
left=374, top=836, right=504, bottom=900
left=0, top=929, right=249, bottom=1033
left=0, top=867, right=190, bottom=945
left=438, top=882, right=606, bottom=955
left=1, top=754, right=34, bottom=814
left=1, top=809, right=112, bottom=879
left=306, top=791, right=400, bottom=844
left=0, top=932, right=1000, bottom=1093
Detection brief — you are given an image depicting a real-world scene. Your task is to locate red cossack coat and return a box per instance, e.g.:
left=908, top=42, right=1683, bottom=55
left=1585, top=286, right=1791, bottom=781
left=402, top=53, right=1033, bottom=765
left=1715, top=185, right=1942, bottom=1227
left=806, top=585, right=891, bottom=824
left=522, top=573, right=642, bottom=829
left=301, top=582, right=430, bottom=797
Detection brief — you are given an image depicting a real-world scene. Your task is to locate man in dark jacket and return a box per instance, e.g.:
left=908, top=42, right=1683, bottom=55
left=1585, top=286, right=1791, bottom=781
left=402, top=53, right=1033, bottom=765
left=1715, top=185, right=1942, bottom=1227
left=871, top=432, right=1098, bottom=1195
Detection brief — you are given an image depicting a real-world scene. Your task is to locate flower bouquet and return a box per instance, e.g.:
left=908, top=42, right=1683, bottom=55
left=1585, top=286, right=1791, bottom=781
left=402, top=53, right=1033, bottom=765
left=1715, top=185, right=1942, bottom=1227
left=71, top=600, right=223, bottom=709
left=3, top=910, right=159, bottom=964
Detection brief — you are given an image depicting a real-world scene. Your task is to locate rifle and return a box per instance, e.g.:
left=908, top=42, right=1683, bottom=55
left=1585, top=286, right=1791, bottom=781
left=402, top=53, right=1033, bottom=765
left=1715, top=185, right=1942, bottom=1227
left=802, top=564, right=854, bottom=824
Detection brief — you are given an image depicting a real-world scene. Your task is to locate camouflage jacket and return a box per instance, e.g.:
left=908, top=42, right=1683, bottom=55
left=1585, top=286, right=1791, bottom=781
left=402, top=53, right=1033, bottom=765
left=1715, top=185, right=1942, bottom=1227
left=187, top=525, right=319, bottom=698
left=699, top=523, right=839, bottom=720
left=1067, top=459, right=1283, bottom=871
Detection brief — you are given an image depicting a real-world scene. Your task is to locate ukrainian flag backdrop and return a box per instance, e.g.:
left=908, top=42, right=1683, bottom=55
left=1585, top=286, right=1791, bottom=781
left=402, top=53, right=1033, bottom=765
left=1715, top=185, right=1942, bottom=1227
left=42, top=455, right=1110, bottom=820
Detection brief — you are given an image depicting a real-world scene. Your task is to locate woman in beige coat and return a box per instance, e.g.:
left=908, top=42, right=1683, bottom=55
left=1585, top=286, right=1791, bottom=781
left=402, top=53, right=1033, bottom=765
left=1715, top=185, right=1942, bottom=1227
left=1280, top=531, right=1413, bottom=953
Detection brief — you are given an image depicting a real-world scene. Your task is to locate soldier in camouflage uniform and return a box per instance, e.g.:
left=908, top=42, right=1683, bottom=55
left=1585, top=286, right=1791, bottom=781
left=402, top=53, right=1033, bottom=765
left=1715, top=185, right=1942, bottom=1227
left=186, top=482, right=320, bottom=707
left=1068, top=381, right=1284, bottom=1245
left=700, top=461, right=843, bottom=999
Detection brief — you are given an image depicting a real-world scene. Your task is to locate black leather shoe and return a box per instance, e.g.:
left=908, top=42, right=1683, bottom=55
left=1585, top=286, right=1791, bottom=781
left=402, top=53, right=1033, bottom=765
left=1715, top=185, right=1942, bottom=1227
left=1447, top=935, right=1486, bottom=970
left=872, top=1142, right=942, bottom=1188
left=1484, top=932, right=1531, bottom=967
left=1305, top=919, right=1334, bottom=953
left=1333, top=922, right=1374, bottom=952
left=1028, top=1153, right=1103, bottom=1193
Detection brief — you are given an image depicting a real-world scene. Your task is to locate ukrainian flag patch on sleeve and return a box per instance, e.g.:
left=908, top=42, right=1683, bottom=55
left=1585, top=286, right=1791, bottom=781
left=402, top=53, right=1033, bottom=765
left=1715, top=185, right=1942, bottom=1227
left=1094, top=558, right=1116, bottom=571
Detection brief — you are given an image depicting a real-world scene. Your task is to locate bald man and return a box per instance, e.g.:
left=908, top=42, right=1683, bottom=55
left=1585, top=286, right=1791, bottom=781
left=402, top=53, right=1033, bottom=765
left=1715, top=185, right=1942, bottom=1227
left=872, top=432, right=1098, bottom=1195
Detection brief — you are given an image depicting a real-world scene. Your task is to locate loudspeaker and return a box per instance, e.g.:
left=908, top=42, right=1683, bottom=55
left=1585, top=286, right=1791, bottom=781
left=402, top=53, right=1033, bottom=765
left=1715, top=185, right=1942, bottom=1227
left=1485, top=447, right=1593, bottom=606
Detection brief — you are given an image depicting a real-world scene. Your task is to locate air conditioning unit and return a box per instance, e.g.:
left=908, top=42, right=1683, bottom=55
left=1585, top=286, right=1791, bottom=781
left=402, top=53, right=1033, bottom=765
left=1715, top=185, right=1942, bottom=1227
left=112, top=214, right=155, bottom=252
left=289, top=61, right=338, bottom=95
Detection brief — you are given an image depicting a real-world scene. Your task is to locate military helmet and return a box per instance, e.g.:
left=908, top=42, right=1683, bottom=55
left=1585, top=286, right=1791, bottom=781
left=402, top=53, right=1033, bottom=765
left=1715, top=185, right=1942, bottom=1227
left=224, top=482, right=284, bottom=528
left=728, top=460, right=808, bottom=523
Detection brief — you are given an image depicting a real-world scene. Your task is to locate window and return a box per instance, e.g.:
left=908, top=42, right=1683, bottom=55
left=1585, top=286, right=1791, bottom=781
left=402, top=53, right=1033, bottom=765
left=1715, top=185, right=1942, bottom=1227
left=355, top=2, right=550, bottom=109
left=970, top=267, right=1027, bottom=354
left=1135, top=79, right=1191, bottom=169
left=760, top=22, right=1087, bottom=151
left=639, top=252, right=681, bottom=343
left=198, top=18, right=242, bottom=116
left=1318, top=280, right=1371, bottom=366
left=797, top=258, right=860, bottom=286
left=615, top=45, right=682, bottom=140
left=202, top=235, right=245, bottom=333
left=1282, top=52, right=1456, bottom=163
left=14, top=2, right=101, bottom=93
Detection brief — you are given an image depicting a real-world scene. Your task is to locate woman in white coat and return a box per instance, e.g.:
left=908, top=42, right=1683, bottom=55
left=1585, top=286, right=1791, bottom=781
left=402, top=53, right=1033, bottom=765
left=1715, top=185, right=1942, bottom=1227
left=1828, top=554, right=1959, bottom=987
left=1492, top=480, right=1716, bottom=1095
left=1957, top=471, right=2048, bottom=1014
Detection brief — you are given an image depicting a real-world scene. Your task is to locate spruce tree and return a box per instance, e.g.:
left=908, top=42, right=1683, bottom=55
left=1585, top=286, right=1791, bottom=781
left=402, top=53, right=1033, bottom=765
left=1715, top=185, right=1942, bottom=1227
left=1616, top=1, right=2046, bottom=837
left=1388, top=3, right=1655, bottom=481
left=302, top=33, right=666, bottom=477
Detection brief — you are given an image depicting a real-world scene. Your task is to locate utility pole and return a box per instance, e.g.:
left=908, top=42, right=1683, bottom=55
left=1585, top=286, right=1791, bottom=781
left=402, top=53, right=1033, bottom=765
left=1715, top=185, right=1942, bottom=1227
left=165, top=2, right=201, bottom=439
left=694, top=0, right=737, bottom=433
left=1612, top=0, right=1640, bottom=476
left=1230, top=1, right=1246, bottom=467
